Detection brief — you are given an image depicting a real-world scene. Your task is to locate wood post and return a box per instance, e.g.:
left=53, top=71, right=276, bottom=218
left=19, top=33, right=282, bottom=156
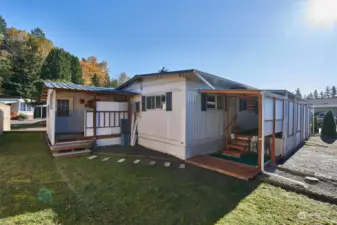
left=127, top=96, right=132, bottom=136
left=272, top=97, right=276, bottom=163
left=93, top=93, right=97, bottom=138
left=234, top=97, right=237, bottom=134
left=258, top=94, right=263, bottom=170
left=225, top=97, right=229, bottom=149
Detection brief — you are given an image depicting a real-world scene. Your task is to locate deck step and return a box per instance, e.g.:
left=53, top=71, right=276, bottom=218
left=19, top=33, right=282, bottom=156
left=53, top=149, right=91, bottom=158
left=222, top=149, right=242, bottom=158
left=235, top=134, right=252, bottom=140
left=51, top=140, right=94, bottom=152
left=234, top=139, right=249, bottom=146
left=228, top=144, right=246, bottom=151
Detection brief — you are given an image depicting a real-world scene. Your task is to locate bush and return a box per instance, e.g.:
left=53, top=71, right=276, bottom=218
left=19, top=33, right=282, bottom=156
left=314, top=116, right=319, bottom=133
left=321, top=111, right=337, bottom=138
left=18, top=113, right=28, bottom=120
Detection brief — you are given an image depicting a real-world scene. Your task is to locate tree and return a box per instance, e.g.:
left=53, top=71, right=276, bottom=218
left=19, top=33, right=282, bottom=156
left=80, top=57, right=109, bottom=86
left=118, top=72, right=129, bottom=84
left=307, top=93, right=313, bottom=99
left=3, top=35, right=42, bottom=99
left=320, top=91, right=324, bottom=98
left=295, top=88, right=302, bottom=98
left=321, top=111, right=337, bottom=138
left=70, top=56, right=83, bottom=84
left=325, top=86, right=331, bottom=98
left=313, top=90, right=318, bottom=99
left=332, top=86, right=336, bottom=98
left=158, top=67, right=169, bottom=73
left=40, top=48, right=72, bottom=82
left=91, top=73, right=100, bottom=86
left=31, top=27, right=45, bottom=39
left=0, top=15, right=7, bottom=42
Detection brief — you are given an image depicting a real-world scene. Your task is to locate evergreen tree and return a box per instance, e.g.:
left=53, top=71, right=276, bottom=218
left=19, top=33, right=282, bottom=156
left=31, top=27, right=45, bottom=39
left=91, top=73, right=100, bottom=86
left=3, top=36, right=42, bottom=99
left=295, top=88, right=302, bottom=98
left=71, top=55, right=83, bottom=84
left=320, top=91, right=324, bottom=98
left=332, top=86, right=336, bottom=98
left=40, top=48, right=72, bottom=82
left=313, top=90, right=318, bottom=99
left=325, top=86, right=331, bottom=98
left=307, top=93, right=313, bottom=99
left=321, top=111, right=337, bottom=138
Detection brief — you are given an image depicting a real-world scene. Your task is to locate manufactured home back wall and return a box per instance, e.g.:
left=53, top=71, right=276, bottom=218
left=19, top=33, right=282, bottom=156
left=125, top=74, right=187, bottom=159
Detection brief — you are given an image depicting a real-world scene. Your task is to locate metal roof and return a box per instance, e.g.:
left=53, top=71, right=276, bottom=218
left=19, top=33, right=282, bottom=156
left=43, top=81, right=138, bottom=95
left=117, top=69, right=254, bottom=90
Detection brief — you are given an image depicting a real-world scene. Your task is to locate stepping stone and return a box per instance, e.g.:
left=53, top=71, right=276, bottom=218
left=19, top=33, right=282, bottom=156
left=164, top=162, right=171, bottom=167
left=117, top=158, right=125, bottom=163
left=133, top=159, right=141, bottom=164
left=149, top=161, right=156, bottom=166
left=87, top=155, right=98, bottom=160
left=102, top=157, right=110, bottom=161
left=179, top=164, right=185, bottom=169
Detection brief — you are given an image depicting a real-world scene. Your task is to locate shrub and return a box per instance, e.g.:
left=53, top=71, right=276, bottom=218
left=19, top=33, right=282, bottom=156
left=18, top=113, right=28, bottom=120
left=321, top=111, right=337, bottom=138
left=314, top=116, right=319, bottom=133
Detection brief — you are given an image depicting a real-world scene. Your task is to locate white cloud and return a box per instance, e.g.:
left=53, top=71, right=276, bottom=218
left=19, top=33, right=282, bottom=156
left=307, top=0, right=337, bottom=28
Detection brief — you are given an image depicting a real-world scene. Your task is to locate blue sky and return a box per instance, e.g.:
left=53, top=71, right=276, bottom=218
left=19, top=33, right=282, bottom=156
left=2, top=0, right=337, bottom=94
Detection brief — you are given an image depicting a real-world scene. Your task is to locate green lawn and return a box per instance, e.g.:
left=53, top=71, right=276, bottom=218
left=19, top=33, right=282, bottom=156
left=0, top=133, right=336, bottom=225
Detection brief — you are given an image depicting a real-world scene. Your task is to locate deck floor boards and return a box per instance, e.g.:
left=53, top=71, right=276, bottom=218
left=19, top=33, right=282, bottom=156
left=187, top=155, right=260, bottom=180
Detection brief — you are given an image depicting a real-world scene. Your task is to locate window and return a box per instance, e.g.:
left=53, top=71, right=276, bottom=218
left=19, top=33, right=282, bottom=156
left=26, top=104, right=32, bottom=111
left=207, top=95, right=216, bottom=109
left=20, top=102, right=26, bottom=111
left=57, top=99, right=70, bottom=117
left=145, top=95, right=166, bottom=110
left=217, top=96, right=224, bottom=110
left=239, top=99, right=247, bottom=111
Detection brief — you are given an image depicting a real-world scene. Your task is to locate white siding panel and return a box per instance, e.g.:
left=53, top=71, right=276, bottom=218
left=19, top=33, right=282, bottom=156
left=276, top=99, right=283, bottom=119
left=96, top=137, right=121, bottom=146
left=264, top=97, right=273, bottom=120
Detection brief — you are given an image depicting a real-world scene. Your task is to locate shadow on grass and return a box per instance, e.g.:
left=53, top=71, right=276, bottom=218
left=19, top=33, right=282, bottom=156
left=320, top=135, right=337, bottom=144
left=0, top=132, right=261, bottom=225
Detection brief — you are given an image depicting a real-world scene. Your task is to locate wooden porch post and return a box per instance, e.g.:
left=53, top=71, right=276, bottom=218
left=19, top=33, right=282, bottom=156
left=225, top=96, right=229, bottom=149
left=258, top=94, right=263, bottom=170
left=272, top=97, right=276, bottom=163
left=93, top=93, right=97, bottom=138
left=127, top=96, right=132, bottom=136
left=234, top=97, right=237, bottom=134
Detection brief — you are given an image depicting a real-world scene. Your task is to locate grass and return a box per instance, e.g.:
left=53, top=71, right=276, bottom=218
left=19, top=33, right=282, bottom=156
left=0, top=133, right=336, bottom=225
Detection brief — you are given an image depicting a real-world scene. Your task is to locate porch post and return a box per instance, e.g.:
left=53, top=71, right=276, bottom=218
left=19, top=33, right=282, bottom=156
left=93, top=93, right=97, bottom=138
left=272, top=97, right=276, bottom=163
left=258, top=93, right=263, bottom=170
left=225, top=96, right=229, bottom=149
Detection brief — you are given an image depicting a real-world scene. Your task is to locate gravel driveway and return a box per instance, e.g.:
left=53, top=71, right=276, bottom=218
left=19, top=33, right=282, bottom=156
left=281, top=136, right=337, bottom=181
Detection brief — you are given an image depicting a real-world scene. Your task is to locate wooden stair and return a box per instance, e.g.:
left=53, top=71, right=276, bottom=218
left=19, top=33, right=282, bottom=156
left=247, top=99, right=256, bottom=111
left=50, top=139, right=94, bottom=158
left=222, top=133, right=251, bottom=158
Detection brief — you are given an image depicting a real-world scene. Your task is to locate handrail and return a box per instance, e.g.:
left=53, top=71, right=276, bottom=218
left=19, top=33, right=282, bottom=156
left=224, top=114, right=238, bottom=133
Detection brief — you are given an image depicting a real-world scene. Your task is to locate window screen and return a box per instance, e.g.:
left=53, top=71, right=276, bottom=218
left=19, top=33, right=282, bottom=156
left=57, top=99, right=70, bottom=117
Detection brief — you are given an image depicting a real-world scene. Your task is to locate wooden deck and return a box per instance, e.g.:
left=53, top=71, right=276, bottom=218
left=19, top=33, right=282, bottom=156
left=187, top=155, right=260, bottom=180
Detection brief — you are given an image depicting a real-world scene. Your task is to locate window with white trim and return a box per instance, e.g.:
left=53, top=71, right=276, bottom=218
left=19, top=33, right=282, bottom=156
left=207, top=95, right=216, bottom=109
left=57, top=99, right=70, bottom=117
left=145, top=95, right=166, bottom=110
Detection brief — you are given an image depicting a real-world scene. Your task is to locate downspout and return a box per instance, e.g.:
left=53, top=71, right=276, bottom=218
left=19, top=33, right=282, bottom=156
left=194, top=71, right=215, bottom=90
left=259, top=91, right=307, bottom=188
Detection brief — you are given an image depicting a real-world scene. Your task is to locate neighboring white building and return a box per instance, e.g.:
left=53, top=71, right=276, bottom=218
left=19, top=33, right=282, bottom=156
left=0, top=97, right=36, bottom=120
left=0, top=103, right=10, bottom=134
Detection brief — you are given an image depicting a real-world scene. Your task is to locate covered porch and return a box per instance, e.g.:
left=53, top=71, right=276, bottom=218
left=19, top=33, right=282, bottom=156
left=188, top=89, right=286, bottom=179
left=41, top=81, right=137, bottom=157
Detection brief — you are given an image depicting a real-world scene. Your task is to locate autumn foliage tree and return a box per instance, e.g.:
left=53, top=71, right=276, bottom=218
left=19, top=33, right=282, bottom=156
left=80, top=56, right=109, bottom=86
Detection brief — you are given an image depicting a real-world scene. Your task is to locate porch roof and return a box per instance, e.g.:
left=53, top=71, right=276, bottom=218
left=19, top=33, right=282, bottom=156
left=41, top=81, right=138, bottom=101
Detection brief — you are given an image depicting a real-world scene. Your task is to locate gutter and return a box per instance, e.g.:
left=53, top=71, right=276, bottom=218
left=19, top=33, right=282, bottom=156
left=259, top=91, right=308, bottom=188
